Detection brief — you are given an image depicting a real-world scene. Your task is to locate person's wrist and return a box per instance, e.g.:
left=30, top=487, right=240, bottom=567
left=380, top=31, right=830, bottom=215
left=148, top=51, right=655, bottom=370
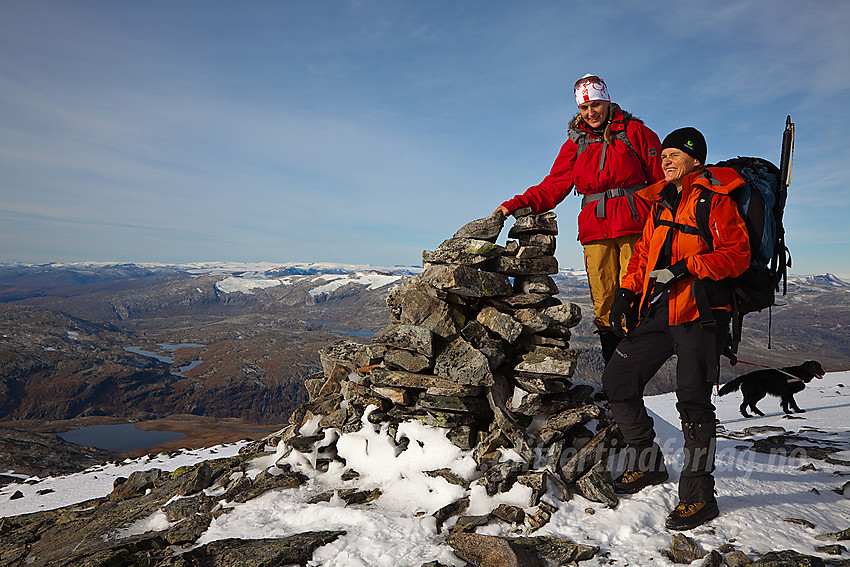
left=616, top=287, right=637, bottom=303
left=670, top=260, right=689, bottom=279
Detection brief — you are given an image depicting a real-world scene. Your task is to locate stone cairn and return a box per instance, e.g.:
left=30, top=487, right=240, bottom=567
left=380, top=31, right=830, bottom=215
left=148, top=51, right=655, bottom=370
left=279, top=208, right=621, bottom=535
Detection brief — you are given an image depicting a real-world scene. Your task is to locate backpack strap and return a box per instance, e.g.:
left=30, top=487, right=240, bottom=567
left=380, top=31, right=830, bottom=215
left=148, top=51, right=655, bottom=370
left=652, top=187, right=733, bottom=339
left=581, top=185, right=646, bottom=221
left=569, top=114, right=650, bottom=180
left=568, top=127, right=589, bottom=158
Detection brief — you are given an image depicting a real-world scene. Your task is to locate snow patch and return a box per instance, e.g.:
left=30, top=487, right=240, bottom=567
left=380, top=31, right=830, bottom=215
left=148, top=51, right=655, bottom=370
left=215, top=276, right=282, bottom=294
left=308, top=272, right=403, bottom=297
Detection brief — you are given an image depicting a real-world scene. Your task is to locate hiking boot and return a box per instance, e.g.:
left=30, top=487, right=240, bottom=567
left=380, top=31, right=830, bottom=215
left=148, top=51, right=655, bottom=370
left=664, top=498, right=719, bottom=531
left=613, top=468, right=669, bottom=494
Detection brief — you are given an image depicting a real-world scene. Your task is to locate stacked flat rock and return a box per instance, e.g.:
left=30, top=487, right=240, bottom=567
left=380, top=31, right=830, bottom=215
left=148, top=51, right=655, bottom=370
left=279, top=208, right=622, bottom=530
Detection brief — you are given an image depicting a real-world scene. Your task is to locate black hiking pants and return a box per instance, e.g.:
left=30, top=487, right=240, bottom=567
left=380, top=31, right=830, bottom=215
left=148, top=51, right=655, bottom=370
left=601, top=297, right=728, bottom=504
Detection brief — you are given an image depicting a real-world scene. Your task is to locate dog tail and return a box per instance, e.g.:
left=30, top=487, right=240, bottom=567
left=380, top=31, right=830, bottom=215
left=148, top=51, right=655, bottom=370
left=718, top=377, right=744, bottom=396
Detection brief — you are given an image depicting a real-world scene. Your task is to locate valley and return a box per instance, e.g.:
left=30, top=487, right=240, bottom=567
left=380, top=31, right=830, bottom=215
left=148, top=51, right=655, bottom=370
left=1, top=262, right=848, bottom=466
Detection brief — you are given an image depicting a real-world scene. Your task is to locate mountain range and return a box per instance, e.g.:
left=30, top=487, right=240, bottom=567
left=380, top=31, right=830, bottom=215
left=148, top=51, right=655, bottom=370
left=1, top=262, right=848, bottom=432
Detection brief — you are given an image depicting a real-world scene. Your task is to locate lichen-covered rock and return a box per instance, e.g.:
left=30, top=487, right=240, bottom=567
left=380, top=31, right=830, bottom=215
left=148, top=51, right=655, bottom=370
left=308, top=488, right=382, bottom=505
left=384, top=348, right=433, bottom=373
left=537, top=405, right=602, bottom=446
left=419, top=393, right=490, bottom=414
left=492, top=503, right=525, bottom=524
left=661, top=533, right=704, bottom=564
left=513, top=308, right=551, bottom=333
left=560, top=424, right=619, bottom=483
left=516, top=471, right=547, bottom=505
left=447, top=532, right=544, bottom=567
left=507, top=213, right=558, bottom=237
left=452, top=215, right=505, bottom=242
left=368, top=368, right=481, bottom=397
left=516, top=233, right=556, bottom=254
left=488, top=255, right=559, bottom=276
left=513, top=374, right=571, bottom=395
left=451, top=514, right=492, bottom=534
left=372, top=385, right=417, bottom=405
left=432, top=496, right=470, bottom=532
left=514, top=274, right=559, bottom=295
left=699, top=550, right=723, bottom=567
left=815, top=526, right=850, bottom=541
left=514, top=347, right=579, bottom=377
left=387, top=284, right=461, bottom=338
left=110, top=469, right=161, bottom=500
left=477, top=306, right=523, bottom=344
left=423, top=238, right=505, bottom=267
left=420, top=263, right=513, bottom=298
left=575, top=460, right=618, bottom=508
left=447, top=425, right=477, bottom=450
left=372, top=324, right=435, bottom=357
left=510, top=392, right=577, bottom=417
left=434, top=337, right=494, bottom=386
left=484, top=461, right=524, bottom=496
left=491, top=293, right=561, bottom=310
left=725, top=550, right=753, bottom=567
left=541, top=303, right=582, bottom=328
left=162, top=492, right=217, bottom=522
left=751, top=550, right=825, bottom=566
left=319, top=340, right=362, bottom=376
left=227, top=466, right=308, bottom=503
left=511, top=535, right=600, bottom=565
left=178, top=461, right=214, bottom=496
left=165, top=512, right=213, bottom=545
left=814, top=543, right=846, bottom=555
left=180, top=531, right=347, bottom=566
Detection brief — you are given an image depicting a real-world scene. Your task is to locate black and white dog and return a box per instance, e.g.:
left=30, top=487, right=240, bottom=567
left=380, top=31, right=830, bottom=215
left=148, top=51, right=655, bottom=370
left=718, top=360, right=825, bottom=418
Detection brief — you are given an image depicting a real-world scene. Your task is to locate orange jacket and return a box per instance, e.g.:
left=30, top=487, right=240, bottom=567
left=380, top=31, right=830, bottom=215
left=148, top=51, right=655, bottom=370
left=621, top=167, right=751, bottom=326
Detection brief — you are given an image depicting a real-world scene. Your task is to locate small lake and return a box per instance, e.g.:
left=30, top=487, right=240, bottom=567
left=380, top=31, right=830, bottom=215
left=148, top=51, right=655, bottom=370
left=304, top=320, right=375, bottom=338
left=56, top=423, right=185, bottom=452
left=124, top=343, right=205, bottom=377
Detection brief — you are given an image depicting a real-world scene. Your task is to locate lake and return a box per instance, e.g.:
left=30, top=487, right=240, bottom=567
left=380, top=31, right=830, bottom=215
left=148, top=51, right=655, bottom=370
left=56, top=423, right=185, bottom=452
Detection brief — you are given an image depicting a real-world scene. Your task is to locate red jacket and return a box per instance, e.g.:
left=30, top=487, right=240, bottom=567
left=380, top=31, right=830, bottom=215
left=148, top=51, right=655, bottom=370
left=622, top=167, right=751, bottom=326
left=501, top=106, right=663, bottom=244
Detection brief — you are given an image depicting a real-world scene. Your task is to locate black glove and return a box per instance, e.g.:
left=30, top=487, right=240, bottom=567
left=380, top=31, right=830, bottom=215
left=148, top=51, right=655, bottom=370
left=609, top=288, right=638, bottom=339
left=648, top=260, right=689, bottom=286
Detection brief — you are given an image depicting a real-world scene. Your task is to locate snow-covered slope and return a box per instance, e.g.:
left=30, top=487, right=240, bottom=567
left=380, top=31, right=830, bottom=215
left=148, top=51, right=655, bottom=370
left=2, top=372, right=848, bottom=565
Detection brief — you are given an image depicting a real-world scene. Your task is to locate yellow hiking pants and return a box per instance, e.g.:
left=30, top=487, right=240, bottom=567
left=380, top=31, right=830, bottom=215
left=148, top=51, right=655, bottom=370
left=583, top=234, right=641, bottom=332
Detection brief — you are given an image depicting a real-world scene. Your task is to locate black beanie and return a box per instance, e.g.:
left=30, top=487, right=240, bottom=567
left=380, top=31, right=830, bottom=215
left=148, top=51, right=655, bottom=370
left=662, top=127, right=706, bottom=164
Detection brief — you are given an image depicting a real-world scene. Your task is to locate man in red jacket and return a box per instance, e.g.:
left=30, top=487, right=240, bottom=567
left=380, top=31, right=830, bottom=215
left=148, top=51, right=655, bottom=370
left=495, top=75, right=662, bottom=363
left=603, top=127, right=750, bottom=530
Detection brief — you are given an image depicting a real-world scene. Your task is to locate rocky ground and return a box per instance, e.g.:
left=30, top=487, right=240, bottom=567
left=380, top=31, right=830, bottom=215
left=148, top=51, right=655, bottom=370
left=0, top=427, right=117, bottom=483
left=2, top=416, right=849, bottom=566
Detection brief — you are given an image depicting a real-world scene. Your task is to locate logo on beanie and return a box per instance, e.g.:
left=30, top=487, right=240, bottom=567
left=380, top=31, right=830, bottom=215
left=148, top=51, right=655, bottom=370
left=686, top=140, right=694, bottom=148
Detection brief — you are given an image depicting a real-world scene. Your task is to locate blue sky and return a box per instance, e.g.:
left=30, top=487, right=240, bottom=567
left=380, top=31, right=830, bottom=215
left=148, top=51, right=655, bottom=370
left=2, top=1, right=849, bottom=275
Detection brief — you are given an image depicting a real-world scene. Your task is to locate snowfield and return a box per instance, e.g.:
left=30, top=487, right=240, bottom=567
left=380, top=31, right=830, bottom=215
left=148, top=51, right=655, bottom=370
left=211, top=270, right=405, bottom=296
left=214, top=276, right=285, bottom=294
left=1, top=371, right=848, bottom=566
left=307, top=272, right=406, bottom=297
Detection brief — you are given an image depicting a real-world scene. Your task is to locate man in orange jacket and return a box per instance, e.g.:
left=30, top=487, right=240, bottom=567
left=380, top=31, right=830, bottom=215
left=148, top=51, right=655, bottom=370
left=602, top=127, right=750, bottom=531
